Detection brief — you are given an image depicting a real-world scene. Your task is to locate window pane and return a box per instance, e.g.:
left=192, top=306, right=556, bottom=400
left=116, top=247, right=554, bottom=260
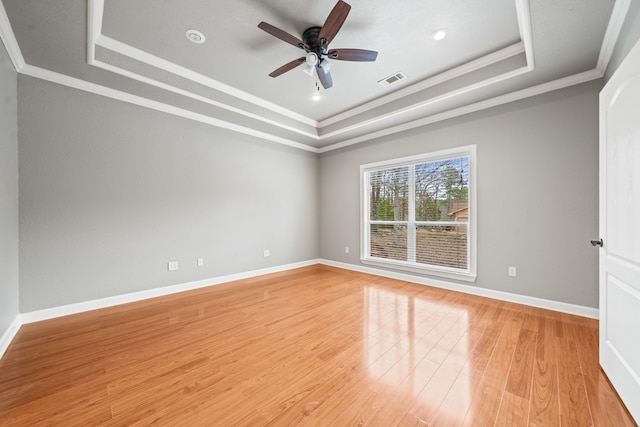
left=370, top=224, right=407, bottom=261
left=369, top=167, right=409, bottom=221
left=415, top=157, right=469, bottom=222
left=416, top=225, right=468, bottom=269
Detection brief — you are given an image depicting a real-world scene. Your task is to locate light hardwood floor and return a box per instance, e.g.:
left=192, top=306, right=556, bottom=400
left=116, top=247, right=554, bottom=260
left=0, top=265, right=635, bottom=426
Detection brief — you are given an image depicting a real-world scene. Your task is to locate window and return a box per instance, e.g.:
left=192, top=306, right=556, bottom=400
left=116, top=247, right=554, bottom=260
left=360, top=145, right=476, bottom=281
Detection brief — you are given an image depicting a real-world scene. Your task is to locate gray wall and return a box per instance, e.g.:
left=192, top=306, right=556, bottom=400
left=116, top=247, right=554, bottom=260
left=319, top=80, right=601, bottom=308
left=0, top=40, right=19, bottom=335
left=13, top=65, right=605, bottom=313
left=606, top=0, right=640, bottom=80
left=18, top=76, right=319, bottom=312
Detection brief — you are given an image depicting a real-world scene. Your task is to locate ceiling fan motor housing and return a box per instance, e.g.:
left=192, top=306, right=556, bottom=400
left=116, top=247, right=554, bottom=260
left=303, top=26, right=327, bottom=55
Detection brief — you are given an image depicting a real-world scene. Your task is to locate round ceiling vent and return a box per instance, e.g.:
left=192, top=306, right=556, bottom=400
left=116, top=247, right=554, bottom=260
left=186, top=29, right=206, bottom=44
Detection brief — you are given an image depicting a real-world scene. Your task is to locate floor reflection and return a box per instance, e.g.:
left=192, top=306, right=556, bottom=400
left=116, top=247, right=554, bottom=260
left=364, top=285, right=471, bottom=422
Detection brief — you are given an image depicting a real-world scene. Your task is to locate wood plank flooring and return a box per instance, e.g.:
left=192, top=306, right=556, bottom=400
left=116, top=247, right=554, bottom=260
left=0, top=265, right=635, bottom=426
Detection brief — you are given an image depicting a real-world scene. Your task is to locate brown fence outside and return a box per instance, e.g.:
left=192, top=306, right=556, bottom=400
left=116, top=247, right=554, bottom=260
left=370, top=226, right=468, bottom=270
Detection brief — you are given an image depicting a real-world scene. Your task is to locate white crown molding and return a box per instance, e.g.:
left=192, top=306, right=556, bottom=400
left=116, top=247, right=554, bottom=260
left=19, top=63, right=319, bottom=153
left=95, top=34, right=530, bottom=143
left=597, top=0, right=632, bottom=74
left=318, top=68, right=603, bottom=153
left=318, top=42, right=528, bottom=128
left=94, top=35, right=320, bottom=132
left=0, top=0, right=24, bottom=71
left=0, top=315, right=21, bottom=361
left=15, top=61, right=603, bottom=156
left=319, top=259, right=599, bottom=319
left=320, top=65, right=530, bottom=140
left=515, top=0, right=535, bottom=70
left=20, top=259, right=320, bottom=324
left=91, top=49, right=320, bottom=140
left=86, top=0, right=103, bottom=64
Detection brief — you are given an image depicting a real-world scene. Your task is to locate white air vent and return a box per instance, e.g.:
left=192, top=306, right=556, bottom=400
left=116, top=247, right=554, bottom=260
left=378, top=72, right=406, bottom=87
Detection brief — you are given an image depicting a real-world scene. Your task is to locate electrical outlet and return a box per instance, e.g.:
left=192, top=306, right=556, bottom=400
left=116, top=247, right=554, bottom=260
left=508, top=266, right=517, bottom=277
left=168, top=261, right=179, bottom=271
left=263, top=249, right=270, bottom=257
left=197, top=258, right=204, bottom=267
left=345, top=246, right=350, bottom=254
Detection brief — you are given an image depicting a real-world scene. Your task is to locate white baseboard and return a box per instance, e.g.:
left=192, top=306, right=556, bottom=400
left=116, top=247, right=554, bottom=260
left=0, top=315, right=22, bottom=360
left=319, top=259, right=599, bottom=319
left=20, top=259, right=320, bottom=324
left=19, top=259, right=601, bottom=324
left=5, top=257, right=597, bottom=360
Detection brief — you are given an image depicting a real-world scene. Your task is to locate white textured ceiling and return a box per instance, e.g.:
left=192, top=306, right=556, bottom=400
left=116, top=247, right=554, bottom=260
left=0, top=0, right=626, bottom=151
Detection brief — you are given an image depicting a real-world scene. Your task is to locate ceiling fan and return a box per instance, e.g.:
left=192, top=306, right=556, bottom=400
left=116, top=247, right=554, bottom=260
left=258, top=0, right=378, bottom=90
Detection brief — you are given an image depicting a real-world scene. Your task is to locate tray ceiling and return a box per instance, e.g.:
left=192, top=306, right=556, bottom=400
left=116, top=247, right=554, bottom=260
left=0, top=0, right=628, bottom=151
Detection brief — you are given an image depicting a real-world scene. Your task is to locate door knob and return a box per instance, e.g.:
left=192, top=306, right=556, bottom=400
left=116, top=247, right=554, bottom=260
left=590, top=239, right=603, bottom=247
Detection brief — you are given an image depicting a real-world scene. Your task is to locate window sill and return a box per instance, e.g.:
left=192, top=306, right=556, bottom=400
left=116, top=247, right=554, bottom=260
left=361, top=257, right=477, bottom=283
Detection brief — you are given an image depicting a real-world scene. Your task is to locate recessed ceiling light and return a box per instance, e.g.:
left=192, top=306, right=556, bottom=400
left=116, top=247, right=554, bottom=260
left=186, top=29, right=205, bottom=44
left=433, top=29, right=448, bottom=41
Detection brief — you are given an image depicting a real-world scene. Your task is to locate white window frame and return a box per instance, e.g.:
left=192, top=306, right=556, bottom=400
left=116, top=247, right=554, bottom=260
left=360, top=145, right=477, bottom=282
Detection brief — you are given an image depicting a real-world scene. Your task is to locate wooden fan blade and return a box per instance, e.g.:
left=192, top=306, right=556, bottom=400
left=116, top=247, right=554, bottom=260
left=258, top=22, right=308, bottom=50
left=328, top=48, right=378, bottom=62
left=318, top=0, right=351, bottom=48
left=269, top=57, right=306, bottom=77
left=317, top=64, right=333, bottom=89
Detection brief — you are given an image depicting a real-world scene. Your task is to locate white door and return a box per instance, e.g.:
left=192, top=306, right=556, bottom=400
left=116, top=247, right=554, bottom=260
left=599, top=37, right=640, bottom=424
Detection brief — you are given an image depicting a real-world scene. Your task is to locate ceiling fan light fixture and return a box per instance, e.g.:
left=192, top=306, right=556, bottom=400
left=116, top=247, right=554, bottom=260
left=303, top=64, right=315, bottom=77
left=306, top=52, right=318, bottom=67
left=185, top=29, right=205, bottom=44
left=433, top=28, right=448, bottom=41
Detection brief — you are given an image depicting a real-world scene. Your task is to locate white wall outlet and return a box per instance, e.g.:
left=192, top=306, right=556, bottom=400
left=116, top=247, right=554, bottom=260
left=197, top=258, right=204, bottom=267
left=168, top=261, right=179, bottom=271
left=508, top=266, right=517, bottom=277
left=263, top=249, right=270, bottom=257
left=345, top=246, right=350, bottom=254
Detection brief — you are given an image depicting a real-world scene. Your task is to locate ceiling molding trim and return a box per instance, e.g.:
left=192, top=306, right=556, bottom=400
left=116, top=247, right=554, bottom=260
left=9, top=59, right=605, bottom=156
left=91, top=48, right=320, bottom=140
left=515, top=0, right=535, bottom=70
left=96, top=36, right=319, bottom=129
left=90, top=29, right=532, bottom=143
left=320, top=65, right=531, bottom=140
left=88, top=1, right=318, bottom=129
left=19, top=63, right=319, bottom=153
left=0, top=0, right=25, bottom=71
left=319, top=42, right=527, bottom=128
left=596, top=0, right=631, bottom=74
left=87, top=0, right=103, bottom=64
left=318, top=68, right=603, bottom=154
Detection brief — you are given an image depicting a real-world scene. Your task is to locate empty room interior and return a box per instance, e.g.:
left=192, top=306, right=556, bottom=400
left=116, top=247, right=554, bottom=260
left=1, top=0, right=639, bottom=425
